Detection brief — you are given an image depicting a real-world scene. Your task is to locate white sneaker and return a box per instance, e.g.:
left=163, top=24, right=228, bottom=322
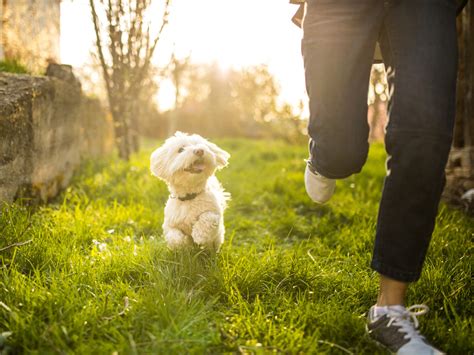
left=304, top=162, right=336, bottom=204
left=367, top=304, right=445, bottom=355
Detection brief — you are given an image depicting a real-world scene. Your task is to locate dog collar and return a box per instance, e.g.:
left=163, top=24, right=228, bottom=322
left=171, top=191, right=202, bottom=201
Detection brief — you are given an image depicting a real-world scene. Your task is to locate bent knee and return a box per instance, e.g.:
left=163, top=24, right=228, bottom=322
left=311, top=142, right=369, bottom=179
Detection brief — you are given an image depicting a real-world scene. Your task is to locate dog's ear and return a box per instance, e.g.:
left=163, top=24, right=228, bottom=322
left=206, top=141, right=230, bottom=169
left=150, top=146, right=167, bottom=179
left=174, top=131, right=187, bottom=138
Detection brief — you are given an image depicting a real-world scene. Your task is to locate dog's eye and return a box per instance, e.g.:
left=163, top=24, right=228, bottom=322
left=178, top=147, right=185, bottom=153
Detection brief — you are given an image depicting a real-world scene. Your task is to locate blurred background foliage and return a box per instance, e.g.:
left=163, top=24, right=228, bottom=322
left=103, top=56, right=388, bottom=145
left=136, top=62, right=309, bottom=144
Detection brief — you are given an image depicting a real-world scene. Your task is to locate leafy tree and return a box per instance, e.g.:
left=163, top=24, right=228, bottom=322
left=154, top=62, right=305, bottom=141
left=231, top=65, right=279, bottom=123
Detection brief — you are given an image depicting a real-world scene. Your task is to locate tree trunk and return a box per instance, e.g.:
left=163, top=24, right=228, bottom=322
left=130, top=101, right=140, bottom=154
left=110, top=91, right=144, bottom=160
left=110, top=97, right=131, bottom=160
left=444, top=2, right=474, bottom=213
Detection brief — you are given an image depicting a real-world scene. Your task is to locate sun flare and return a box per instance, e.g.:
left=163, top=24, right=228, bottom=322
left=60, top=0, right=306, bottom=111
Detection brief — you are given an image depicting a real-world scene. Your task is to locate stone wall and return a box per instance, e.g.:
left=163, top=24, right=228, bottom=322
left=0, top=64, right=112, bottom=203
left=0, top=0, right=60, bottom=73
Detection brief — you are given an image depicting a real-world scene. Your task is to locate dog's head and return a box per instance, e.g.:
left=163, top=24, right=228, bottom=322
left=150, top=132, right=230, bottom=189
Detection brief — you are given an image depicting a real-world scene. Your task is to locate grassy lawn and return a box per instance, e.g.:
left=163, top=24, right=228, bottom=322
left=0, top=139, right=472, bottom=354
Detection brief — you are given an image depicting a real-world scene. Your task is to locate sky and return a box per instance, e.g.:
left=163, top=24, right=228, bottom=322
left=60, top=0, right=307, bottom=112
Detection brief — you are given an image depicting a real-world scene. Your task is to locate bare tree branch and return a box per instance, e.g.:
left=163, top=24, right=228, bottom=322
left=90, top=0, right=171, bottom=159
left=133, top=0, right=170, bottom=89
left=90, top=0, right=113, bottom=97
left=147, top=0, right=170, bottom=61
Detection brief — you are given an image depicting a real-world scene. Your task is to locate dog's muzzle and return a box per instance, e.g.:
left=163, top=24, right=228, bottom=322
left=184, top=158, right=206, bottom=174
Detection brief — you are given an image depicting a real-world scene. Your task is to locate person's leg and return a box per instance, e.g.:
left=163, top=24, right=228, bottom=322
left=367, top=0, right=457, bottom=353
left=377, top=275, right=408, bottom=306
left=372, top=0, right=458, bottom=286
left=302, top=0, right=384, bottom=180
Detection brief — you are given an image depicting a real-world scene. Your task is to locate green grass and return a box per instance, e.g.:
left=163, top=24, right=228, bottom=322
left=0, top=139, right=472, bottom=354
left=0, top=60, right=28, bottom=74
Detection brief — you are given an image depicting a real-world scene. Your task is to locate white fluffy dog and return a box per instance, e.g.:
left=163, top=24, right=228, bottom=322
left=150, top=132, right=230, bottom=250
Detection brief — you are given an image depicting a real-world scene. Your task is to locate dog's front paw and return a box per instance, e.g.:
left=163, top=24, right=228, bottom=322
left=165, top=228, right=193, bottom=249
left=191, top=212, right=222, bottom=249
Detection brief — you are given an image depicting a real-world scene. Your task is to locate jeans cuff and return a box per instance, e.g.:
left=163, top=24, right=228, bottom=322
left=308, top=159, right=354, bottom=180
left=370, top=259, right=421, bottom=283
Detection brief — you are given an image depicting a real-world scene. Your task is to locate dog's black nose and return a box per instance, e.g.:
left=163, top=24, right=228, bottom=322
left=194, top=148, right=204, bottom=156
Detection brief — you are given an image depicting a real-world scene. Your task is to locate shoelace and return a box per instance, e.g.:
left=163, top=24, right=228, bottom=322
left=386, top=304, right=429, bottom=340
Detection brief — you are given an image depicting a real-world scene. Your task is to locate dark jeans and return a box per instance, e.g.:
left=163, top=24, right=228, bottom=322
left=302, top=0, right=458, bottom=282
